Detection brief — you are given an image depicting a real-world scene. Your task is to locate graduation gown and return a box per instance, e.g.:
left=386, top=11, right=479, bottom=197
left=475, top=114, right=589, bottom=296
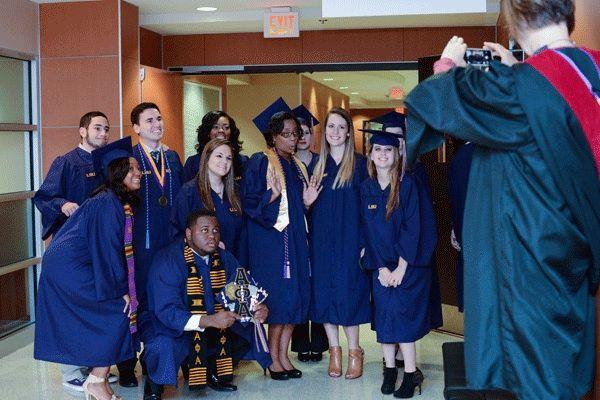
left=170, top=180, right=246, bottom=263
left=34, top=190, right=134, bottom=366
left=132, top=144, right=184, bottom=310
left=242, top=152, right=310, bottom=324
left=405, top=48, right=600, bottom=400
left=360, top=175, right=437, bottom=343
left=308, top=154, right=371, bottom=326
left=447, top=143, right=473, bottom=312
left=140, top=243, right=270, bottom=386
left=183, top=153, right=249, bottom=182
left=411, top=162, right=443, bottom=329
left=34, top=147, right=103, bottom=239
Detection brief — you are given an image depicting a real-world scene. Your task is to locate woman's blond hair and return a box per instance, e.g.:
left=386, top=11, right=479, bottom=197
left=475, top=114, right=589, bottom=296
left=312, top=107, right=356, bottom=189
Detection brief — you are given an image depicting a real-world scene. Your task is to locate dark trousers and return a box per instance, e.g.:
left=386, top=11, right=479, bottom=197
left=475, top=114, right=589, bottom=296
left=291, top=322, right=328, bottom=353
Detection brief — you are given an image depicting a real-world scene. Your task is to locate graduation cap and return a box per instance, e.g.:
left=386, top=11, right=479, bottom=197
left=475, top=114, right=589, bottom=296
left=252, top=97, right=292, bottom=135
left=359, top=110, right=406, bottom=147
left=91, top=136, right=133, bottom=181
left=292, top=105, right=319, bottom=127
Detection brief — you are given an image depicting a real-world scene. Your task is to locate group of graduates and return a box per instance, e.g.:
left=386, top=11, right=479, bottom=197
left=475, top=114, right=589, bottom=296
left=32, top=98, right=444, bottom=400
left=32, top=2, right=600, bottom=399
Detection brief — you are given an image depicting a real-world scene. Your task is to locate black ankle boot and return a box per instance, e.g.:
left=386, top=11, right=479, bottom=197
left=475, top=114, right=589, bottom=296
left=381, top=367, right=398, bottom=395
left=393, top=368, right=424, bottom=398
left=143, top=377, right=163, bottom=400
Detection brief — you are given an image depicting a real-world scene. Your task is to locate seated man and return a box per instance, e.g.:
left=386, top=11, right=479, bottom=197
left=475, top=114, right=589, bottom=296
left=141, top=210, right=270, bottom=400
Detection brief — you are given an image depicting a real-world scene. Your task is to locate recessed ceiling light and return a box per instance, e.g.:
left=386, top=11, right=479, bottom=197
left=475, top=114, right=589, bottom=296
left=323, top=78, right=334, bottom=81
left=196, top=6, right=217, bottom=11
left=339, top=86, right=349, bottom=90
left=350, top=92, right=359, bottom=95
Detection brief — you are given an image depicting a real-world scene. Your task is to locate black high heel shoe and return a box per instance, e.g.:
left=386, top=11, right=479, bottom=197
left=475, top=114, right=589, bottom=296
left=264, top=367, right=289, bottom=381
left=297, top=352, right=310, bottom=362
left=393, top=368, right=424, bottom=398
left=284, top=368, right=302, bottom=378
left=381, top=367, right=398, bottom=395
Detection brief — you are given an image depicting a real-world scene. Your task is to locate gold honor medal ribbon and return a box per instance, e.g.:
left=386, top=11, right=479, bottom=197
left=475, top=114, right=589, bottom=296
left=141, top=143, right=166, bottom=187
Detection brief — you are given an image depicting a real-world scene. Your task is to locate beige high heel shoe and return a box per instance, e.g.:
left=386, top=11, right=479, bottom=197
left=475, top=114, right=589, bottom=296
left=345, top=347, right=364, bottom=379
left=83, top=374, right=121, bottom=400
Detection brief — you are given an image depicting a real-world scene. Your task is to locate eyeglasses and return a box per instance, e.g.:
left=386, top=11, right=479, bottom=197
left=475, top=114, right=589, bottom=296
left=279, top=130, right=303, bottom=139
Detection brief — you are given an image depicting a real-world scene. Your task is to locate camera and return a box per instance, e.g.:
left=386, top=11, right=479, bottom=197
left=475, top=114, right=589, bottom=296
left=464, top=48, right=492, bottom=68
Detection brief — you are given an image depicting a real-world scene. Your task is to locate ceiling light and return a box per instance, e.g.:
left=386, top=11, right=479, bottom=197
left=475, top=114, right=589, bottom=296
left=323, top=78, right=334, bottom=81
left=339, top=86, right=349, bottom=90
left=350, top=92, right=359, bottom=95
left=196, top=6, right=217, bottom=11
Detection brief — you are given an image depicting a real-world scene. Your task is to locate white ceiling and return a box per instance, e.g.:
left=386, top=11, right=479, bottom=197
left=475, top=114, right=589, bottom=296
left=129, top=0, right=500, bottom=35
left=32, top=0, right=500, bottom=35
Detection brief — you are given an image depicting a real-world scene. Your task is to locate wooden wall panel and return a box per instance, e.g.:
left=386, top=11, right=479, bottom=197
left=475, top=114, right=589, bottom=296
left=403, top=26, right=496, bottom=60
left=163, top=34, right=205, bottom=67
left=302, top=29, right=404, bottom=62
left=140, top=27, right=162, bottom=69
left=204, top=32, right=302, bottom=66
left=40, top=0, right=118, bottom=57
left=121, top=1, right=140, bottom=133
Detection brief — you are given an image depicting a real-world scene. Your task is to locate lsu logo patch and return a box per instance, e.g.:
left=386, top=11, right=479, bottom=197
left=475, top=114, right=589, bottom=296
left=368, top=204, right=377, bottom=210
left=85, top=172, right=96, bottom=178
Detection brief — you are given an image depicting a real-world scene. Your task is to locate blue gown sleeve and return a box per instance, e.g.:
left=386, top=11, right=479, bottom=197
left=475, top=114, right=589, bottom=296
left=394, top=176, right=421, bottom=266
left=242, top=154, right=282, bottom=229
left=183, top=154, right=198, bottom=182
left=150, top=250, right=191, bottom=332
left=405, top=62, right=531, bottom=165
left=170, top=187, right=190, bottom=240
left=86, top=195, right=129, bottom=301
left=169, top=151, right=184, bottom=183
left=34, top=156, right=69, bottom=237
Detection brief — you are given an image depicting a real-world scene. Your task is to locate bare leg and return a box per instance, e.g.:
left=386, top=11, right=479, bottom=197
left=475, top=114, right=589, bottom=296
left=342, top=325, right=360, bottom=350
left=382, top=344, right=397, bottom=368
left=399, top=342, right=417, bottom=373
left=279, top=324, right=296, bottom=370
left=268, top=324, right=285, bottom=372
left=323, top=323, right=340, bottom=347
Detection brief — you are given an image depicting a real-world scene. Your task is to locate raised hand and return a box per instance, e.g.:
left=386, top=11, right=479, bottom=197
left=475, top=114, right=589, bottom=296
left=267, top=167, right=282, bottom=203
left=303, top=174, right=323, bottom=208
left=441, top=36, right=468, bottom=67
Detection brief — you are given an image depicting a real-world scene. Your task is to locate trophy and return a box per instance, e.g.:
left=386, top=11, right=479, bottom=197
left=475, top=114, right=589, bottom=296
left=216, top=267, right=268, bottom=324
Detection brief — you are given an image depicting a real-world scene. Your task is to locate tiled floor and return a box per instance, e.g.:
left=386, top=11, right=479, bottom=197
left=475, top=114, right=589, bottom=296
left=0, top=326, right=461, bottom=400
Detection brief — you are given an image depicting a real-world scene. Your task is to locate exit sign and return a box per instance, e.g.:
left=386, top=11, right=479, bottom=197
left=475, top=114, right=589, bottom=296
left=264, top=11, right=299, bottom=38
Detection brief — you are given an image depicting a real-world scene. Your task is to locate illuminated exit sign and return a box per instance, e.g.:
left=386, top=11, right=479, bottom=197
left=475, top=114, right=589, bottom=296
left=264, top=10, right=299, bottom=38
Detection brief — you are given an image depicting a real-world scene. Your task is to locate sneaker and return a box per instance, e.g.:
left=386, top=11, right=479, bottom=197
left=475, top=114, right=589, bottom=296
left=108, top=373, right=118, bottom=384
left=62, top=377, right=86, bottom=392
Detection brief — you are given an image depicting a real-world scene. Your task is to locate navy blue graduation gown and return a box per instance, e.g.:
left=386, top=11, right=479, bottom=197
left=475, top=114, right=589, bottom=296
left=308, top=154, right=370, bottom=326
left=34, top=190, right=134, bottom=366
left=360, top=175, right=437, bottom=343
left=411, top=163, right=443, bottom=329
left=132, top=144, right=184, bottom=310
left=34, top=147, right=103, bottom=239
left=242, top=152, right=310, bottom=324
left=447, top=143, right=473, bottom=312
left=140, top=243, right=270, bottom=386
left=170, top=180, right=246, bottom=263
left=183, top=153, right=249, bottom=182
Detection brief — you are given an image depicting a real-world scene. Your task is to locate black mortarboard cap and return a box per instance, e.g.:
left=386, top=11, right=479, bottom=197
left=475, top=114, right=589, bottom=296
left=91, top=136, right=133, bottom=181
left=292, top=105, right=319, bottom=126
left=370, top=111, right=406, bottom=133
left=252, top=97, right=292, bottom=135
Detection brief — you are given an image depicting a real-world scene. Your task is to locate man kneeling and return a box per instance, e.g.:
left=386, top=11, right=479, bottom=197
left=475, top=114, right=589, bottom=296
left=141, top=210, right=270, bottom=399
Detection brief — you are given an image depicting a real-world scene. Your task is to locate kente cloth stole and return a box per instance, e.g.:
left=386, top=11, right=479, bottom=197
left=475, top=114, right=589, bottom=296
left=123, top=203, right=138, bottom=333
left=264, top=148, right=309, bottom=279
left=184, top=244, right=232, bottom=389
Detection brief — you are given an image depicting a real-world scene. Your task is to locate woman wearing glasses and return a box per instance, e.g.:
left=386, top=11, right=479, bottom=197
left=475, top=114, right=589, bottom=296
left=243, top=111, right=321, bottom=381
